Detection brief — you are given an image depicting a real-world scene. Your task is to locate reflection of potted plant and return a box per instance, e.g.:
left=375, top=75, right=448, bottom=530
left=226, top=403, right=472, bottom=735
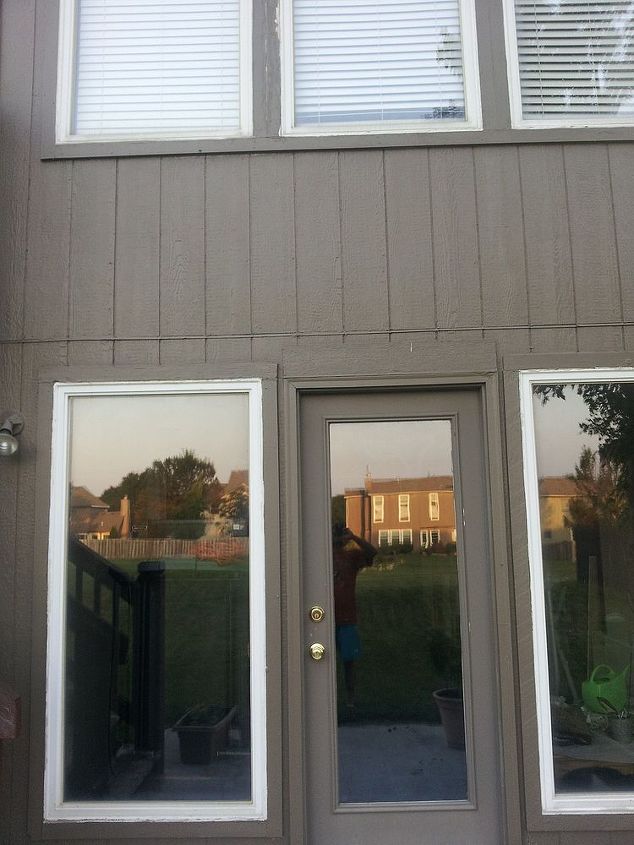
left=173, top=704, right=237, bottom=764
left=598, top=697, right=633, bottom=743
left=430, top=628, right=465, bottom=749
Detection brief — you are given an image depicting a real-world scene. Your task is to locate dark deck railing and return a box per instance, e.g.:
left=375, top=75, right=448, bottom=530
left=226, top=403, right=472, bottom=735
left=65, top=537, right=165, bottom=800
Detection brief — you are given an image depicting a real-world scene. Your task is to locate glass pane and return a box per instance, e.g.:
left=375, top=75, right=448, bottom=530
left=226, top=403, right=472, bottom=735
left=293, top=0, right=467, bottom=126
left=64, top=392, right=251, bottom=802
left=329, top=419, right=467, bottom=804
left=532, top=382, right=634, bottom=794
left=514, top=2, right=634, bottom=121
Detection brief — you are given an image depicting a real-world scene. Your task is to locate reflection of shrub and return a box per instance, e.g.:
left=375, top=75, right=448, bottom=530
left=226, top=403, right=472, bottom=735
left=445, top=542, right=457, bottom=554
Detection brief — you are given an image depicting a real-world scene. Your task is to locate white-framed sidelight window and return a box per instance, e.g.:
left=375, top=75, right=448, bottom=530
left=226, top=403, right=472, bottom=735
left=45, top=379, right=266, bottom=822
left=520, top=368, right=634, bottom=814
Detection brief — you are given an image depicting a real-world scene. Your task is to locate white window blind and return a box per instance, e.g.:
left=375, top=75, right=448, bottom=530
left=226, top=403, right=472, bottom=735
left=512, top=0, right=634, bottom=121
left=289, top=0, right=476, bottom=129
left=69, top=0, right=247, bottom=139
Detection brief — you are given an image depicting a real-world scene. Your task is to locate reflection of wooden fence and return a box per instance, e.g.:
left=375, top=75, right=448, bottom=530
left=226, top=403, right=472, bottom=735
left=85, top=537, right=248, bottom=561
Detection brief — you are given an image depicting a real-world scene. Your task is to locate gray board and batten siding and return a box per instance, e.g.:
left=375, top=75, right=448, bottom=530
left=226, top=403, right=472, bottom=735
left=3, top=0, right=634, bottom=843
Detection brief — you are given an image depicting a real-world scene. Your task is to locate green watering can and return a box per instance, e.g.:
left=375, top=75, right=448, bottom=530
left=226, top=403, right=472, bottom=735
left=582, top=664, right=630, bottom=714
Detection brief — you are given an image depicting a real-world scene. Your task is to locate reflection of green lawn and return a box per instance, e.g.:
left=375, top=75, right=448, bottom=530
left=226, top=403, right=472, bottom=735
left=111, top=552, right=461, bottom=726
left=345, top=552, right=462, bottom=723
left=113, top=557, right=249, bottom=725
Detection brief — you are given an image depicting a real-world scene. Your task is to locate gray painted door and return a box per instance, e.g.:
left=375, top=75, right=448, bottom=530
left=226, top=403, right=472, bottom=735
left=300, top=389, right=502, bottom=844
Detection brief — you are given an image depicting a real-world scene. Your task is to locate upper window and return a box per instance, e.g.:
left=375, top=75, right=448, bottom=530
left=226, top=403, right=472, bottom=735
left=373, top=495, right=385, bottom=523
left=521, top=369, right=634, bottom=814
left=505, top=0, right=634, bottom=127
left=429, top=491, right=440, bottom=521
left=280, top=0, right=482, bottom=135
left=398, top=493, right=410, bottom=522
left=56, top=0, right=252, bottom=144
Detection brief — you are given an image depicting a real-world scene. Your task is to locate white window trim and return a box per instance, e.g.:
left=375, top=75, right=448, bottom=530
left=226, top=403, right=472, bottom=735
left=502, top=0, right=634, bottom=130
left=55, top=0, right=254, bottom=145
left=398, top=493, right=410, bottom=523
left=45, top=379, right=267, bottom=823
left=373, top=495, right=384, bottom=524
left=520, top=367, right=634, bottom=815
left=420, top=529, right=429, bottom=548
left=429, top=492, right=440, bottom=521
left=279, top=0, right=482, bottom=136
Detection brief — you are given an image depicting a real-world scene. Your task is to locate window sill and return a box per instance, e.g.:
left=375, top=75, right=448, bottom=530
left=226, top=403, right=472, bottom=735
left=41, top=124, right=634, bottom=160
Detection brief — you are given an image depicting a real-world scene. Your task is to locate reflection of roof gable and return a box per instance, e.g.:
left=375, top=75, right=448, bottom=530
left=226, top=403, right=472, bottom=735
left=538, top=476, right=579, bottom=497
left=70, top=485, right=109, bottom=510
left=347, top=476, right=454, bottom=495
left=73, top=511, right=123, bottom=533
left=224, top=469, right=248, bottom=493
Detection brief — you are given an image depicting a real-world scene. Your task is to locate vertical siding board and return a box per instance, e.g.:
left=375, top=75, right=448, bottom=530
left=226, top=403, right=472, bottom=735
left=294, top=152, right=342, bottom=335
left=0, top=343, right=22, bottom=844
left=68, top=340, right=114, bottom=365
left=160, top=156, right=206, bottom=340
left=607, top=144, right=634, bottom=351
left=519, top=145, right=576, bottom=351
left=206, top=337, right=252, bottom=362
left=474, top=146, right=530, bottom=351
left=429, top=147, right=481, bottom=334
left=0, top=0, right=35, bottom=341
left=114, top=157, right=160, bottom=341
left=339, top=150, right=389, bottom=334
left=384, top=149, right=434, bottom=332
left=13, top=342, right=67, bottom=845
left=564, top=145, right=622, bottom=351
left=69, top=160, right=116, bottom=339
left=205, top=154, right=251, bottom=336
left=249, top=154, right=296, bottom=335
left=24, top=161, right=72, bottom=340
left=160, top=338, right=206, bottom=364
left=114, top=340, right=160, bottom=366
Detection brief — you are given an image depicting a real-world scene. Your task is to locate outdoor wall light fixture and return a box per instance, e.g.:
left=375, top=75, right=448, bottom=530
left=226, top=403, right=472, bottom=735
left=0, top=412, right=25, bottom=456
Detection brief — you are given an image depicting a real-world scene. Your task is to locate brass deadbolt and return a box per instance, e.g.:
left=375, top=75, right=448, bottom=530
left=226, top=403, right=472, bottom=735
left=309, top=643, right=325, bottom=661
left=310, top=605, right=325, bottom=622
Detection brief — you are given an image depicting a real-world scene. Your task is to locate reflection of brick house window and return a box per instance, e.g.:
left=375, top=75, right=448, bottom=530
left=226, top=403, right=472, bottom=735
left=429, top=492, right=440, bottom=521
left=381, top=529, right=412, bottom=546
left=398, top=494, right=410, bottom=522
left=373, top=495, right=384, bottom=523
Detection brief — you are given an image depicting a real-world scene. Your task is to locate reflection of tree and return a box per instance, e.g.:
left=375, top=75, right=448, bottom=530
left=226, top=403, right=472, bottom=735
left=567, top=446, right=627, bottom=530
left=536, top=382, right=634, bottom=489
left=218, top=484, right=249, bottom=534
left=102, top=450, right=222, bottom=539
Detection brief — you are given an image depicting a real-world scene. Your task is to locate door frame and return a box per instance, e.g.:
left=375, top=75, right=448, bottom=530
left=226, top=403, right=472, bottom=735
left=282, top=342, right=521, bottom=845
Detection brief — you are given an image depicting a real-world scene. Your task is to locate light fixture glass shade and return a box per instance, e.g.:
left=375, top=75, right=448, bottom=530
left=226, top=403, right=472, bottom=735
left=0, top=431, right=18, bottom=456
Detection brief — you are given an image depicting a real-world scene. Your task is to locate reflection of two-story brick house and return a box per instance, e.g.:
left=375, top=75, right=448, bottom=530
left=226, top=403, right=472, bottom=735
left=344, top=476, right=456, bottom=551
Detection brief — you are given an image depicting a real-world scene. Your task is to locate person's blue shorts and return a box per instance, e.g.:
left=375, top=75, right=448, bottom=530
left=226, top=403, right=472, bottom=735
left=335, top=624, right=362, bottom=661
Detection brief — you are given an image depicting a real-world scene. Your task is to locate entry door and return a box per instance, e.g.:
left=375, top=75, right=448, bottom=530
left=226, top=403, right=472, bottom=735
left=299, top=389, right=502, bottom=845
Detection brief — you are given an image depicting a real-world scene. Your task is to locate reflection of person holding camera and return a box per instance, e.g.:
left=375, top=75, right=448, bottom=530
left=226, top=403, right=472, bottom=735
left=332, top=523, right=377, bottom=712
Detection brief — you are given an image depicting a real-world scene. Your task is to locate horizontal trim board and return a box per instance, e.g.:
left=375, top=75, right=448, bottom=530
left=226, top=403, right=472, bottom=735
left=4, top=318, right=634, bottom=347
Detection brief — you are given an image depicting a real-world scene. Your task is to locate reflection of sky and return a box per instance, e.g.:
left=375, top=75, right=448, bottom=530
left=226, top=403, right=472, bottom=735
left=329, top=420, right=453, bottom=495
left=70, top=393, right=249, bottom=497
left=532, top=386, right=600, bottom=476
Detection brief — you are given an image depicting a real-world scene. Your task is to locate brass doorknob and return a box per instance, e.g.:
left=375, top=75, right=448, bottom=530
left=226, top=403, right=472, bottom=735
left=309, top=643, right=325, bottom=661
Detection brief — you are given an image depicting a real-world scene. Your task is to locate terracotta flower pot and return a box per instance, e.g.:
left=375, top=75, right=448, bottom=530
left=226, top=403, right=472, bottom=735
left=432, top=688, right=465, bottom=750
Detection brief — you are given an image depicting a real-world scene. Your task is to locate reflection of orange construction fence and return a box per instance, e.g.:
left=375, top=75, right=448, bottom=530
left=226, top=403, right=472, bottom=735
left=84, top=537, right=248, bottom=562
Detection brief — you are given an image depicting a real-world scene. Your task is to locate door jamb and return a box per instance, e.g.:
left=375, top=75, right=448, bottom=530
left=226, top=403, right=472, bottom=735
left=282, top=356, right=521, bottom=845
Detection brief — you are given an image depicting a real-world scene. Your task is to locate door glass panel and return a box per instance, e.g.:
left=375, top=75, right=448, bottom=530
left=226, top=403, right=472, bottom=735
left=329, top=419, right=467, bottom=803
left=63, top=391, right=252, bottom=803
